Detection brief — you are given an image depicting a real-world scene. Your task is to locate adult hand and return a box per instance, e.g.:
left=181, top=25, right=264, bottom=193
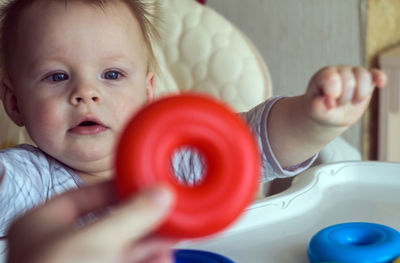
left=6, top=181, right=176, bottom=263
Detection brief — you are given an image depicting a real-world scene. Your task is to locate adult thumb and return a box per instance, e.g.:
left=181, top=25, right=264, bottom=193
left=85, top=185, right=175, bottom=244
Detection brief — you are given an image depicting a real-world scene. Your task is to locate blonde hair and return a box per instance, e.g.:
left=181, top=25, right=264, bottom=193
left=0, top=0, right=160, bottom=78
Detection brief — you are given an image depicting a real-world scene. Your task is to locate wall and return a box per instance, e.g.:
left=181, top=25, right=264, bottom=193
left=365, top=0, right=400, bottom=159
left=207, top=0, right=365, bottom=153
left=366, top=0, right=400, bottom=67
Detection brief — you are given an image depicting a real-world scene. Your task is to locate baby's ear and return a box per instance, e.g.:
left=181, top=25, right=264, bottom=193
left=1, top=78, right=24, bottom=127
left=145, top=71, right=155, bottom=101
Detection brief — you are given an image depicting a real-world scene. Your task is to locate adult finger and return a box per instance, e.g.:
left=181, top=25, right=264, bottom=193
left=76, top=184, right=175, bottom=249
left=123, top=236, right=176, bottom=263
left=7, top=181, right=117, bottom=262
left=8, top=181, right=116, bottom=239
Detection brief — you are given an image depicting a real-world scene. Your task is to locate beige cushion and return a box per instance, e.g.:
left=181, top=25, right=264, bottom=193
left=153, top=0, right=271, bottom=112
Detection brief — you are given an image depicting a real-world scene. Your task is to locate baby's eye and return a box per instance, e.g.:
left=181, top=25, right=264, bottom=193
left=46, top=72, right=69, bottom=82
left=102, top=71, right=122, bottom=80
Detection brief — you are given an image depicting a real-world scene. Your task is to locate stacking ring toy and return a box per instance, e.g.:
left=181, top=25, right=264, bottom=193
left=308, top=222, right=400, bottom=263
left=174, top=249, right=235, bottom=263
left=114, top=93, right=260, bottom=238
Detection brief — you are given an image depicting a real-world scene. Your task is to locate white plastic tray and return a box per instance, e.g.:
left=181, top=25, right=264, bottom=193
left=177, top=161, right=400, bottom=262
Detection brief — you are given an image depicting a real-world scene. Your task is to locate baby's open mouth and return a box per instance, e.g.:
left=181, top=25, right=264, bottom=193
left=79, top=121, right=99, bottom=126
left=69, top=119, right=108, bottom=135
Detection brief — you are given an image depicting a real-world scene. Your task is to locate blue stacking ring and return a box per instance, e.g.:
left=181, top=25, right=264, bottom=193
left=174, top=249, right=235, bottom=263
left=308, top=222, right=400, bottom=263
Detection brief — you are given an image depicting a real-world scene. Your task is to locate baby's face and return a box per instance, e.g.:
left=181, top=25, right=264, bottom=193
left=7, top=0, right=153, bottom=175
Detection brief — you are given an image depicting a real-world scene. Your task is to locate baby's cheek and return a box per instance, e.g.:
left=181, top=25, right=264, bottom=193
left=26, top=102, right=64, bottom=142
left=114, top=100, right=143, bottom=129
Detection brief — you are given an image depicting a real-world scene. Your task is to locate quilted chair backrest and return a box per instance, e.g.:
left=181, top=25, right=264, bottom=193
left=152, top=0, right=272, bottom=111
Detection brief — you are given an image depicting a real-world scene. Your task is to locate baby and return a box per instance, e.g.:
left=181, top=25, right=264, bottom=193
left=0, top=0, right=386, bottom=262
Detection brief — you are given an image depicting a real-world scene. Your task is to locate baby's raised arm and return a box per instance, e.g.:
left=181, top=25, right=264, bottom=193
left=267, top=66, right=387, bottom=168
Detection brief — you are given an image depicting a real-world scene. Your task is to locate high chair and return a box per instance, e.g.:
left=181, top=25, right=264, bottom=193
left=0, top=0, right=361, bottom=193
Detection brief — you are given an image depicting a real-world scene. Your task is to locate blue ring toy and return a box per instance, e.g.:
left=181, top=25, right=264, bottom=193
left=174, top=249, right=234, bottom=263
left=308, top=222, right=400, bottom=263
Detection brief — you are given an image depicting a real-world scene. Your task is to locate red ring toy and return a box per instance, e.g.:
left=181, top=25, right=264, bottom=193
left=114, top=93, right=260, bottom=238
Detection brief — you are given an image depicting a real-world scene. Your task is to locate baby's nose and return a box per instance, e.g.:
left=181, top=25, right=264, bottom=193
left=70, top=83, right=101, bottom=105
left=74, top=95, right=99, bottom=103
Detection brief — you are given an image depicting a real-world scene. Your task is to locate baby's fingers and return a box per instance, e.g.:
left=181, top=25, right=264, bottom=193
left=309, top=67, right=342, bottom=109
left=352, top=67, right=373, bottom=103
left=371, top=68, right=388, bottom=88
left=338, top=67, right=356, bottom=105
left=352, top=68, right=387, bottom=103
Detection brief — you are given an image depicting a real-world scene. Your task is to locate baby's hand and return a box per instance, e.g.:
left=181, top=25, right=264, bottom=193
left=305, top=66, right=387, bottom=127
